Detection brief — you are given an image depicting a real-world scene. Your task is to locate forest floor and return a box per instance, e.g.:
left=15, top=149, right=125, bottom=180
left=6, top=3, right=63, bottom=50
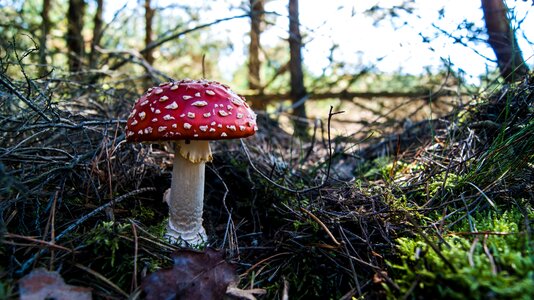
left=0, top=71, right=533, bottom=299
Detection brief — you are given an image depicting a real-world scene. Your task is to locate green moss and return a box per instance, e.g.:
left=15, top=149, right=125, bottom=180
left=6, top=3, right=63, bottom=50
left=86, top=221, right=131, bottom=268
left=0, top=280, right=14, bottom=300
left=387, top=206, right=534, bottom=299
left=131, top=205, right=156, bottom=224
left=424, top=172, right=464, bottom=198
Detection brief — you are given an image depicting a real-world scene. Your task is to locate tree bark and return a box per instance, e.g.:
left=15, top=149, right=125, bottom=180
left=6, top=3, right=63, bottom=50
left=89, top=0, right=104, bottom=70
left=248, top=0, right=264, bottom=100
left=66, top=0, right=85, bottom=73
left=481, top=0, right=529, bottom=82
left=288, top=0, right=308, bottom=137
left=39, top=0, right=51, bottom=76
left=144, top=0, right=155, bottom=65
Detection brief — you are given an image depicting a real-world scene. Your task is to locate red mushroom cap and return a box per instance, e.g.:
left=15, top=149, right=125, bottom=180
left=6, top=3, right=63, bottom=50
left=125, top=79, right=258, bottom=142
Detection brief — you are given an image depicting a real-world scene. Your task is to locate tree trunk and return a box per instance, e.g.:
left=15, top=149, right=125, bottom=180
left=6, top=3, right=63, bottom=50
left=144, top=0, right=155, bottom=65
left=39, top=0, right=51, bottom=76
left=248, top=0, right=264, bottom=107
left=89, top=0, right=104, bottom=70
left=66, top=0, right=85, bottom=73
left=288, top=0, right=308, bottom=137
left=481, top=0, right=529, bottom=82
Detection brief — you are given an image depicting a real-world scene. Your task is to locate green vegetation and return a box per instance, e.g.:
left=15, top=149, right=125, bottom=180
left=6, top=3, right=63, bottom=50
left=389, top=208, right=533, bottom=299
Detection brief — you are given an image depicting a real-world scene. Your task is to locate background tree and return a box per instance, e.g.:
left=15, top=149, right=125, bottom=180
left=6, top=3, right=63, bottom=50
left=89, top=0, right=104, bottom=70
left=38, top=0, right=51, bottom=76
left=481, top=0, right=529, bottom=82
left=66, top=0, right=86, bottom=72
left=288, top=0, right=308, bottom=137
left=144, top=0, right=155, bottom=66
left=248, top=0, right=264, bottom=108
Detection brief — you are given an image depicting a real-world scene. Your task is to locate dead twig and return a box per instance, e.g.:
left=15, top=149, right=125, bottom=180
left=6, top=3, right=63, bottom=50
left=300, top=207, right=341, bottom=247
left=240, top=106, right=343, bottom=194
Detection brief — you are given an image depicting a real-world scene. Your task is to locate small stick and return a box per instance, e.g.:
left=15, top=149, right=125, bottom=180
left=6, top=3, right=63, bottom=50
left=300, top=207, right=341, bottom=247
left=2, top=233, right=72, bottom=252
left=75, top=263, right=129, bottom=297
left=49, top=189, right=58, bottom=270
left=242, top=252, right=291, bottom=276
left=240, top=106, right=343, bottom=194
left=130, top=219, right=139, bottom=292
left=483, top=234, right=497, bottom=275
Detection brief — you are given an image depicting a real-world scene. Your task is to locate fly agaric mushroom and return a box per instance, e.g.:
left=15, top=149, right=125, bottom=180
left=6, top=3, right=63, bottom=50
left=125, top=79, right=257, bottom=246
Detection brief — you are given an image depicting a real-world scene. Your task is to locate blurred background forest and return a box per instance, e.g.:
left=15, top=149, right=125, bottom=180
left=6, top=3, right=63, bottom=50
left=1, top=0, right=532, bottom=132
left=0, top=0, right=533, bottom=299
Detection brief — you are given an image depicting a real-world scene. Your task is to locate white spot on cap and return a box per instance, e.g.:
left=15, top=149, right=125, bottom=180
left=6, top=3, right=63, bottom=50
left=209, top=128, right=216, bottom=132
left=184, top=123, right=192, bottom=129
left=199, top=125, right=208, bottom=132
left=144, top=127, right=153, bottom=134
left=130, top=119, right=138, bottom=126
left=218, top=110, right=228, bottom=117
left=191, top=100, right=208, bottom=107
left=170, top=85, right=178, bottom=90
left=239, top=125, right=246, bottom=131
left=151, top=118, right=158, bottom=122
left=182, top=95, right=193, bottom=100
left=127, top=131, right=134, bottom=136
left=236, top=113, right=244, bottom=119
left=194, top=92, right=201, bottom=97
left=172, top=124, right=177, bottom=128
left=194, top=134, right=199, bottom=137
left=128, top=109, right=136, bottom=119
left=231, top=98, right=243, bottom=106
left=180, top=114, right=185, bottom=117
left=227, top=125, right=237, bottom=131
left=163, top=114, right=175, bottom=121
left=138, top=111, right=146, bottom=120
left=155, top=109, right=161, bottom=114
left=217, top=124, right=222, bottom=128
left=221, top=132, right=227, bottom=137
left=155, top=88, right=163, bottom=94
left=141, top=100, right=149, bottom=106
left=203, top=112, right=211, bottom=118
left=159, top=95, right=169, bottom=102
left=165, top=102, right=178, bottom=110
left=210, top=121, right=216, bottom=126
left=137, top=130, right=143, bottom=135
left=158, top=126, right=167, bottom=132
left=227, top=105, right=233, bottom=110
left=205, top=90, right=215, bottom=95
left=214, top=104, right=219, bottom=108
left=187, top=112, right=195, bottom=119
left=254, top=125, right=258, bottom=131
left=147, top=88, right=153, bottom=92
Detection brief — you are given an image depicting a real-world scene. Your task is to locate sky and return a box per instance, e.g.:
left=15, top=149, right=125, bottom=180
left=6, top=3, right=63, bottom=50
left=105, top=0, right=534, bottom=84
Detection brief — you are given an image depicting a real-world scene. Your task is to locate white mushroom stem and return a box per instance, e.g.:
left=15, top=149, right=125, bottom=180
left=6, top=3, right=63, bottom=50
left=165, top=140, right=212, bottom=246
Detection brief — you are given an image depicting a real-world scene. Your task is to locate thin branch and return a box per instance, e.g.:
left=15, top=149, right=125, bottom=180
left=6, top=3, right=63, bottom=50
left=0, top=73, right=51, bottom=122
left=240, top=107, right=343, bottom=194
left=108, top=14, right=249, bottom=72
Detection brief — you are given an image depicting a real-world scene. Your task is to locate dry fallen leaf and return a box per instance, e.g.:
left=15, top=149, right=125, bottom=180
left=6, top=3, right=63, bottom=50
left=19, top=268, right=92, bottom=300
left=226, top=283, right=267, bottom=300
left=141, top=248, right=237, bottom=300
